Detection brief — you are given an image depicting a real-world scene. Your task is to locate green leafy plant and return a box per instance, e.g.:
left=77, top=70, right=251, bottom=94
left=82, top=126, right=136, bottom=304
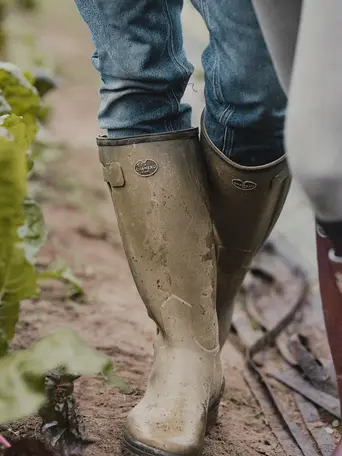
left=0, top=329, right=113, bottom=424
left=0, top=63, right=131, bottom=453
left=0, top=113, right=36, bottom=357
left=37, top=257, right=84, bottom=298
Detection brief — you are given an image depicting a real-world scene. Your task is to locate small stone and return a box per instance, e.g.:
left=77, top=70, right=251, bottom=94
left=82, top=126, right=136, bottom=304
left=332, top=420, right=340, bottom=428
left=325, top=427, right=334, bottom=435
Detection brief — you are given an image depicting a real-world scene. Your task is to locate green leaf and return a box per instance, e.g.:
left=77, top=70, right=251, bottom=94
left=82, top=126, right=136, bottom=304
left=37, top=257, right=84, bottom=297
left=0, top=114, right=27, bottom=280
left=0, top=245, right=37, bottom=355
left=0, top=114, right=37, bottom=355
left=0, top=328, right=113, bottom=424
left=0, top=63, right=42, bottom=144
left=18, top=199, right=47, bottom=264
left=2, top=112, right=32, bottom=152
left=0, top=301, right=18, bottom=356
left=0, top=90, right=11, bottom=115
left=26, top=154, right=34, bottom=173
left=37, top=103, right=52, bottom=124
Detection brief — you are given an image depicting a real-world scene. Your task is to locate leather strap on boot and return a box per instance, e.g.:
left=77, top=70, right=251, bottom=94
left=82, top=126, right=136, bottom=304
left=200, top=116, right=291, bottom=347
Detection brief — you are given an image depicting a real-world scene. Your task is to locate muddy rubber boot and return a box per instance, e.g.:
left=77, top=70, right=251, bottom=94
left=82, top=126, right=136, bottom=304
left=98, top=129, right=223, bottom=456
left=200, top=117, right=291, bottom=347
left=316, top=224, right=342, bottom=456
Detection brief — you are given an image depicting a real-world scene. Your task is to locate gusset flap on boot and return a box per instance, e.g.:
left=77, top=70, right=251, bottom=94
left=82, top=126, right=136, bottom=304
left=102, top=162, right=125, bottom=187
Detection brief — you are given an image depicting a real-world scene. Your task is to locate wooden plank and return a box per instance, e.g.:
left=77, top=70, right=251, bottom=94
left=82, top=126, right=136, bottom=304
left=288, top=335, right=338, bottom=398
left=295, top=393, right=336, bottom=456
left=267, top=368, right=340, bottom=418
left=244, top=369, right=303, bottom=456
left=247, top=363, right=319, bottom=456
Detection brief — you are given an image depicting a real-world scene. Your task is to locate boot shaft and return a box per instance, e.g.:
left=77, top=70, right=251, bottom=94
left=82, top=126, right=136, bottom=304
left=201, top=120, right=290, bottom=258
left=98, top=129, right=223, bottom=456
left=98, top=128, right=219, bottom=350
left=200, top=117, right=290, bottom=347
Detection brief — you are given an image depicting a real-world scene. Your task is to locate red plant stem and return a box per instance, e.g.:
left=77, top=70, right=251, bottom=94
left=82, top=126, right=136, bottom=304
left=0, top=434, right=11, bottom=448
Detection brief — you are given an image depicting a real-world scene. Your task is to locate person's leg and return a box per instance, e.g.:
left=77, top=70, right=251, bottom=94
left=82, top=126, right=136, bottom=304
left=251, top=0, right=342, bottom=223
left=98, top=130, right=223, bottom=456
left=73, top=0, right=193, bottom=137
left=251, top=4, right=342, bottom=453
left=190, top=0, right=290, bottom=347
left=75, top=2, right=223, bottom=456
left=285, top=2, right=342, bottom=223
left=191, top=0, right=287, bottom=166
left=286, top=7, right=342, bottom=454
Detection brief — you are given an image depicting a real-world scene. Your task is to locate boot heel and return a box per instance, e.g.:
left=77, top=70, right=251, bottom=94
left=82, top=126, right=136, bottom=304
left=206, top=381, right=225, bottom=433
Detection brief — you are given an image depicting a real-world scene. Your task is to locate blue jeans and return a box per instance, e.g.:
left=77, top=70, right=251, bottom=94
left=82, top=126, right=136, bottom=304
left=74, top=0, right=286, bottom=164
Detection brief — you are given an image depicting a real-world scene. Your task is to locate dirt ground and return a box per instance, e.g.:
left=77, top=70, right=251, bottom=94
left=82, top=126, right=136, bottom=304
left=6, top=2, right=334, bottom=456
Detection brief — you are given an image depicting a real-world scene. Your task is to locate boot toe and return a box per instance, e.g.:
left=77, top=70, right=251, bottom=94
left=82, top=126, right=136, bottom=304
left=123, top=431, right=203, bottom=456
left=123, top=406, right=206, bottom=456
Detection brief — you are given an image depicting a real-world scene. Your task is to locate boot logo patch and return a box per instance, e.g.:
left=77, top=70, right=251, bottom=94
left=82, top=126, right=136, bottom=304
left=232, top=179, right=257, bottom=191
left=134, top=159, right=159, bottom=177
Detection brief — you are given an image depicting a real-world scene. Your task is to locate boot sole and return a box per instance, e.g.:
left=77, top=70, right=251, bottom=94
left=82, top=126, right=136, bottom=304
left=121, top=391, right=222, bottom=456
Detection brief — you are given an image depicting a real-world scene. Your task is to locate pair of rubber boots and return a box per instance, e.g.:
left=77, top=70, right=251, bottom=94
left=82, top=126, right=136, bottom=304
left=97, top=120, right=340, bottom=456
left=98, top=120, right=289, bottom=456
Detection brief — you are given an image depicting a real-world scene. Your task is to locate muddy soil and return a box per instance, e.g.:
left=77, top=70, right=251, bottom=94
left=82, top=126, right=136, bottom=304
left=5, top=1, right=332, bottom=456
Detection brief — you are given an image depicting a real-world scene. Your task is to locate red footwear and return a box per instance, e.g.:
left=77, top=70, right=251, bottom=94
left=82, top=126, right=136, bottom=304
left=317, top=225, right=342, bottom=454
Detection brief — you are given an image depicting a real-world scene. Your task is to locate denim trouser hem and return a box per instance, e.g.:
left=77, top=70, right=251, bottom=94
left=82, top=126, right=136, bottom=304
left=74, top=0, right=287, bottom=164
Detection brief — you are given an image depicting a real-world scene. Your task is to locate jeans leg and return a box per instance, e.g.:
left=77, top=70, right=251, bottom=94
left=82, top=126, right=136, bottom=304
left=74, top=0, right=193, bottom=137
left=191, top=0, right=287, bottom=165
